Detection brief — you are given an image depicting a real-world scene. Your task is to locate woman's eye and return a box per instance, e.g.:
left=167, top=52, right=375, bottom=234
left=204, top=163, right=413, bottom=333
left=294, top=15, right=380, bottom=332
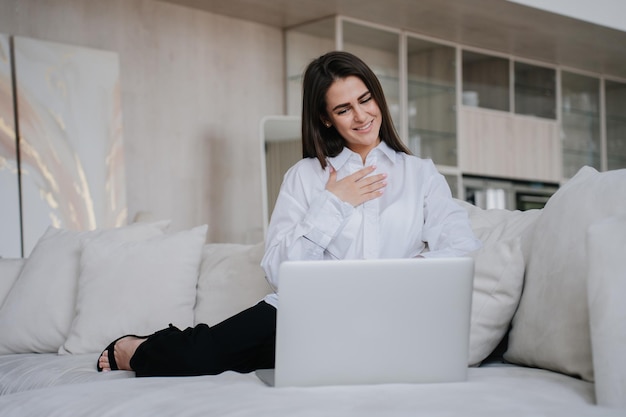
left=361, top=95, right=372, bottom=104
left=336, top=108, right=349, bottom=115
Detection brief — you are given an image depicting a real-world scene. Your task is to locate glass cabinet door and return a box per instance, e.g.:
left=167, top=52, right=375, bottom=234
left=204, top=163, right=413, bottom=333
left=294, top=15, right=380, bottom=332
left=561, top=71, right=601, bottom=178
left=605, top=80, right=626, bottom=170
left=462, top=51, right=509, bottom=112
left=342, top=20, right=400, bottom=133
left=285, top=17, right=336, bottom=117
left=514, top=62, right=556, bottom=120
left=407, top=37, right=456, bottom=166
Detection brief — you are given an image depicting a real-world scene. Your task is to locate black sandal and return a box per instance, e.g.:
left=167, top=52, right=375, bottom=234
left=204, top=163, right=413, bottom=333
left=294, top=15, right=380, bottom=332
left=97, top=324, right=177, bottom=372
left=97, top=334, right=147, bottom=372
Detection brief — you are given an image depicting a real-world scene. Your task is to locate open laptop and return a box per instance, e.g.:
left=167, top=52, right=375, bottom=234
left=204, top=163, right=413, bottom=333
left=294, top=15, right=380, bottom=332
left=256, top=257, right=474, bottom=387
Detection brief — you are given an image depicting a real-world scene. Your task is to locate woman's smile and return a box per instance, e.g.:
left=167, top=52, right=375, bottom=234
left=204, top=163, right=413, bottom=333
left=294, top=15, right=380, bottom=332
left=354, top=120, right=373, bottom=131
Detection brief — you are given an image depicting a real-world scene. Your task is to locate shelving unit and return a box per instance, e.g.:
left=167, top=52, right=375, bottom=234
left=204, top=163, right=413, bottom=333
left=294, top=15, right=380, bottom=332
left=269, top=15, right=626, bottom=213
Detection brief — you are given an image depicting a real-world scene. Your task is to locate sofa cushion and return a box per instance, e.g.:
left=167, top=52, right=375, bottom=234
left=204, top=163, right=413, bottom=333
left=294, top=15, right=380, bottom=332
left=587, top=216, right=626, bottom=408
left=505, top=166, right=626, bottom=381
left=0, top=353, right=132, bottom=395
left=0, top=361, right=608, bottom=415
left=0, top=221, right=169, bottom=355
left=456, top=200, right=540, bottom=365
left=194, top=242, right=273, bottom=326
left=60, top=225, right=207, bottom=354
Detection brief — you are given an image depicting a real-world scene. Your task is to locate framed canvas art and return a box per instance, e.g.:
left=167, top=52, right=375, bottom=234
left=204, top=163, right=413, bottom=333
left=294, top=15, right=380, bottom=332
left=0, top=33, right=21, bottom=258
left=12, top=36, right=126, bottom=256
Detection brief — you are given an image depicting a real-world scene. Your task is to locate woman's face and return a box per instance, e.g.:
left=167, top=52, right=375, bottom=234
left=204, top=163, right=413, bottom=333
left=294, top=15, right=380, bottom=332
left=324, top=76, right=381, bottom=161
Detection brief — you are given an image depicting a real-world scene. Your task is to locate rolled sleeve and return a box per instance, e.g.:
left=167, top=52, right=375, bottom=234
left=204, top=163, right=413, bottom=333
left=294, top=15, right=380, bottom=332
left=303, top=190, right=355, bottom=249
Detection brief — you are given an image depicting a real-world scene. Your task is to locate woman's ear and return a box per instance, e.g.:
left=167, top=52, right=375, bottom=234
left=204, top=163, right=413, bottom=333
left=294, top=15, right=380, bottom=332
left=319, top=114, right=332, bottom=128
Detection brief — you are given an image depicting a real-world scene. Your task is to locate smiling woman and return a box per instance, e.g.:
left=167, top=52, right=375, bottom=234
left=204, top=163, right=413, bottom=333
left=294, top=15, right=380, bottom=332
left=97, top=51, right=481, bottom=379
left=262, top=49, right=481, bottom=329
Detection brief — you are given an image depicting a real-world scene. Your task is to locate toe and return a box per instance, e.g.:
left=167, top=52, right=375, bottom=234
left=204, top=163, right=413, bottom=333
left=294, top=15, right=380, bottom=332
left=99, top=351, right=111, bottom=372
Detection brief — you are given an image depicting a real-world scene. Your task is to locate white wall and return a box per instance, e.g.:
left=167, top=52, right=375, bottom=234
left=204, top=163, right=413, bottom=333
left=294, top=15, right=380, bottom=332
left=0, top=0, right=284, bottom=244
left=507, top=0, right=626, bottom=32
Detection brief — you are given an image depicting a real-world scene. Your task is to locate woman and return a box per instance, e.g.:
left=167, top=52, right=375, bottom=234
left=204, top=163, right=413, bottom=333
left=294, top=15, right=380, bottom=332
left=97, top=51, right=481, bottom=377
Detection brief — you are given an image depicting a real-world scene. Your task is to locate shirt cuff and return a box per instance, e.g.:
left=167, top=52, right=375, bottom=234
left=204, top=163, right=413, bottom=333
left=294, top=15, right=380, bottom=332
left=302, top=190, right=354, bottom=249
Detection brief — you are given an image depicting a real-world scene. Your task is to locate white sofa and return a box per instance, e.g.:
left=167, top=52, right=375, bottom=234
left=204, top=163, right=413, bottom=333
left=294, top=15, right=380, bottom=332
left=0, top=166, right=624, bottom=417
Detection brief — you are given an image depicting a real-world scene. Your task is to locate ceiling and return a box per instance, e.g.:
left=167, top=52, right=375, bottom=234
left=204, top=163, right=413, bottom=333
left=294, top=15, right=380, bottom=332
left=157, top=0, right=626, bottom=79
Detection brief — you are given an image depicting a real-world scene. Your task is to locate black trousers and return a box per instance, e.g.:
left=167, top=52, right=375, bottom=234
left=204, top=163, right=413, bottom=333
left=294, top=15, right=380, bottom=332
left=129, top=301, right=276, bottom=377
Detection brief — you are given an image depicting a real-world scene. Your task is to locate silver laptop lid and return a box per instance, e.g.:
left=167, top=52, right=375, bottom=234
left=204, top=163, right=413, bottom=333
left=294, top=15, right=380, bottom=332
left=273, top=257, right=474, bottom=387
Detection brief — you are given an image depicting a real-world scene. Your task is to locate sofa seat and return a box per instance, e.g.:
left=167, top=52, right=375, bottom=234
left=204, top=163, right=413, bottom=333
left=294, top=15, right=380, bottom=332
left=0, top=353, right=131, bottom=395
left=0, top=362, right=611, bottom=417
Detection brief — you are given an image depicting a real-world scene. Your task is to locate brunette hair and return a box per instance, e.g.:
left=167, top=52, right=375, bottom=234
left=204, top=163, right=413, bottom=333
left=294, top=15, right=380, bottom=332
left=301, top=51, right=411, bottom=168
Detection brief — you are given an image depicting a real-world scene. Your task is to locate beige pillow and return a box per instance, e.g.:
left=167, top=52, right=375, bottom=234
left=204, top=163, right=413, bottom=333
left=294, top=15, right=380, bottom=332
left=194, top=242, right=273, bottom=326
left=60, top=225, right=207, bottom=354
left=0, top=221, right=169, bottom=354
left=456, top=200, right=539, bottom=365
left=587, top=216, right=626, bottom=408
left=505, top=166, right=626, bottom=381
left=455, top=199, right=540, bottom=258
left=468, top=237, right=524, bottom=366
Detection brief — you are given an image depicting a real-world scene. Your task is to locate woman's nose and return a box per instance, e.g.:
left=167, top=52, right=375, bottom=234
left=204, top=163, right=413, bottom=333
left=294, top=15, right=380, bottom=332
left=353, top=105, right=366, bottom=121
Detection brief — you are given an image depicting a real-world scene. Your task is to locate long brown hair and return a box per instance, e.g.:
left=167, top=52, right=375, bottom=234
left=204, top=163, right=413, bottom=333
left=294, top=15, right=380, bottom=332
left=301, top=51, right=411, bottom=168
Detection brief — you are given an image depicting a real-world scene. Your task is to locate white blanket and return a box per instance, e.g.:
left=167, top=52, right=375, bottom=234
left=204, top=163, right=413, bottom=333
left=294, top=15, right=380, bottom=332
left=0, top=356, right=620, bottom=417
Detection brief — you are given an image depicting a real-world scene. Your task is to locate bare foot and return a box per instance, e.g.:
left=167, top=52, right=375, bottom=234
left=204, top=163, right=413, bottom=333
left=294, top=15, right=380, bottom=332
left=98, top=336, right=147, bottom=372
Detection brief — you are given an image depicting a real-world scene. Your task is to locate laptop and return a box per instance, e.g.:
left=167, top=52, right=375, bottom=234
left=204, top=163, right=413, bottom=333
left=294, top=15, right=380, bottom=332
left=256, top=257, right=474, bottom=387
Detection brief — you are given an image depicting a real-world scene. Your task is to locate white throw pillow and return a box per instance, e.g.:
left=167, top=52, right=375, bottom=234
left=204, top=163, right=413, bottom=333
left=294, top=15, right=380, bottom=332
left=505, top=166, right=626, bottom=381
left=60, top=225, right=207, bottom=354
left=455, top=199, right=541, bottom=259
left=194, top=242, right=273, bottom=326
left=587, top=216, right=626, bottom=408
left=468, top=237, right=524, bottom=366
left=456, top=200, right=539, bottom=366
left=0, top=221, right=170, bottom=355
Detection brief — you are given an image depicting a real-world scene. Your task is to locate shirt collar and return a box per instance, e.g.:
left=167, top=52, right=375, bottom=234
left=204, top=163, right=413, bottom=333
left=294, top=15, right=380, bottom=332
left=328, top=141, right=397, bottom=170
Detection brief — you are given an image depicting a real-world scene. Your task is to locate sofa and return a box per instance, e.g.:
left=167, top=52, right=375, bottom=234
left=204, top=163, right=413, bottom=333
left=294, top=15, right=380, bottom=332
left=0, top=166, right=624, bottom=416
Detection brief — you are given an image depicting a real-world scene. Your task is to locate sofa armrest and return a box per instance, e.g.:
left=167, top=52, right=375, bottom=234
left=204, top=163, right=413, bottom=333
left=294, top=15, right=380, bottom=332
left=587, top=216, right=626, bottom=408
left=0, top=258, right=25, bottom=306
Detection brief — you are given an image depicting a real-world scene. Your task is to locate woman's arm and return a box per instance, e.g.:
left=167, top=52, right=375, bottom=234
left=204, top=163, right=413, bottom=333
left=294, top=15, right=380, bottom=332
left=261, top=161, right=386, bottom=291
left=420, top=163, right=482, bottom=258
left=261, top=164, right=353, bottom=291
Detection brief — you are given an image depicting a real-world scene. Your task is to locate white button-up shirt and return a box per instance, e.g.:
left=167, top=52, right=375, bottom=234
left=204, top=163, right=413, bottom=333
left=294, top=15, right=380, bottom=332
left=261, top=141, right=481, bottom=307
